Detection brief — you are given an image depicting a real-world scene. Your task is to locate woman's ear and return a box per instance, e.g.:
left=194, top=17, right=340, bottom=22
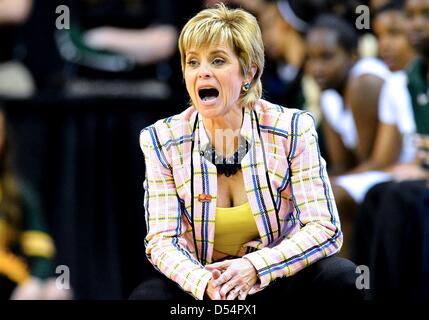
left=246, top=65, right=258, bottom=84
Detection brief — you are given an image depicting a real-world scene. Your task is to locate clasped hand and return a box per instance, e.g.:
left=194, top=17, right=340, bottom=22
left=204, top=258, right=259, bottom=300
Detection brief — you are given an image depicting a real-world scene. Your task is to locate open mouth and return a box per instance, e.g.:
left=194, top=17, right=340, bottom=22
left=198, top=88, right=219, bottom=102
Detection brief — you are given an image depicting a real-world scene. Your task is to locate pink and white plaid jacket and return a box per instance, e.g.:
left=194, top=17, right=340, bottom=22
left=139, top=99, right=342, bottom=299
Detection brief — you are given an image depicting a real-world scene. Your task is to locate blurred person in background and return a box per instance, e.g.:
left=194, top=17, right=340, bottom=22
left=352, top=0, right=429, bottom=299
left=373, top=1, right=416, bottom=71
left=314, top=0, right=417, bottom=259
left=322, top=0, right=416, bottom=240
left=364, top=0, right=429, bottom=188
left=210, top=0, right=328, bottom=110
left=56, top=0, right=200, bottom=100
left=305, top=15, right=391, bottom=256
left=0, top=0, right=35, bottom=98
left=0, top=109, right=71, bottom=299
left=256, top=0, right=327, bottom=110
left=370, top=0, right=390, bottom=9
left=258, top=0, right=309, bottom=109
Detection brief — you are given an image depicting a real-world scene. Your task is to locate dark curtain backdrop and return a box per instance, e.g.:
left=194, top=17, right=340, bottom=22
left=4, top=96, right=184, bottom=299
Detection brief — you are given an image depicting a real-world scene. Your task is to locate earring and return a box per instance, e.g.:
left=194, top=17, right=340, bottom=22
left=241, top=82, right=251, bottom=92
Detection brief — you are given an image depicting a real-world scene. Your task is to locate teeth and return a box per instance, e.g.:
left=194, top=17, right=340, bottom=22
left=202, top=96, right=217, bottom=101
left=199, top=87, right=219, bottom=103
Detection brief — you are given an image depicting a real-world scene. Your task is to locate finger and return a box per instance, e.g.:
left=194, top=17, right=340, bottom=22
left=248, top=282, right=261, bottom=295
left=238, top=290, right=247, bottom=300
left=219, top=280, right=237, bottom=298
left=212, top=270, right=221, bottom=280
left=226, top=287, right=240, bottom=300
left=214, top=269, right=234, bottom=287
left=219, top=275, right=243, bottom=298
left=212, top=288, right=221, bottom=300
left=248, top=287, right=257, bottom=295
left=205, top=260, right=231, bottom=270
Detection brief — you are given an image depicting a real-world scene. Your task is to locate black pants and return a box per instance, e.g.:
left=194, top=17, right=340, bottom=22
left=129, top=256, right=363, bottom=301
left=352, top=180, right=429, bottom=300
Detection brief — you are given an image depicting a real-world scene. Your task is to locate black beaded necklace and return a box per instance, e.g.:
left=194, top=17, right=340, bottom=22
left=202, top=137, right=249, bottom=177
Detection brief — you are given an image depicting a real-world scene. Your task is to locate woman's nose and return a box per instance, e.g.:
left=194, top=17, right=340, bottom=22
left=198, top=62, right=212, bottom=78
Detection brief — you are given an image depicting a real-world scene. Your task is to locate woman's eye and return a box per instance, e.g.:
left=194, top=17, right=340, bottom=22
left=212, top=58, right=225, bottom=65
left=187, top=60, right=198, bottom=67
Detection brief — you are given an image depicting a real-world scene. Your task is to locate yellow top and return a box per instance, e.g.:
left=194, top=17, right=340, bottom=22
left=213, top=202, right=259, bottom=256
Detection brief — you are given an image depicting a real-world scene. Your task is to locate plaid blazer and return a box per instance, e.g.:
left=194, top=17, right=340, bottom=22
left=140, top=99, right=342, bottom=299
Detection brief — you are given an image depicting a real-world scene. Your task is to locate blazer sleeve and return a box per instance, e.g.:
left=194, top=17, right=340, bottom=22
left=243, top=111, right=343, bottom=289
left=140, top=125, right=212, bottom=300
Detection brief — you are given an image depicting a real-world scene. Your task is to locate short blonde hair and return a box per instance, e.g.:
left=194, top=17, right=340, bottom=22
left=178, top=3, right=265, bottom=109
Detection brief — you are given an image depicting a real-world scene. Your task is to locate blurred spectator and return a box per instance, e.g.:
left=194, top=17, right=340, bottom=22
left=306, top=15, right=390, bottom=174
left=324, top=1, right=377, bottom=58
left=321, top=1, right=416, bottom=258
left=207, top=0, right=267, bottom=14
left=329, top=0, right=417, bottom=204
left=370, top=0, right=391, bottom=9
left=212, top=0, right=328, bottom=109
left=333, top=0, right=425, bottom=205
left=373, top=1, right=416, bottom=71
left=328, top=0, right=370, bottom=22
left=305, top=15, right=391, bottom=256
left=0, top=109, right=71, bottom=299
left=373, top=0, right=429, bottom=180
left=260, top=0, right=331, bottom=109
left=56, top=0, right=201, bottom=100
left=308, top=6, right=410, bottom=262
left=351, top=0, right=429, bottom=299
left=0, top=0, right=35, bottom=98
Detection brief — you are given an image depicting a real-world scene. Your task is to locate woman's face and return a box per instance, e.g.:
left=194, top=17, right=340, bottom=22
left=374, top=11, right=415, bottom=71
left=306, top=28, right=353, bottom=91
left=184, top=43, right=245, bottom=119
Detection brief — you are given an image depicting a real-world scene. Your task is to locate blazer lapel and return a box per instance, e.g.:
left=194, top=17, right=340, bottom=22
left=190, top=114, right=217, bottom=265
left=241, top=108, right=281, bottom=247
